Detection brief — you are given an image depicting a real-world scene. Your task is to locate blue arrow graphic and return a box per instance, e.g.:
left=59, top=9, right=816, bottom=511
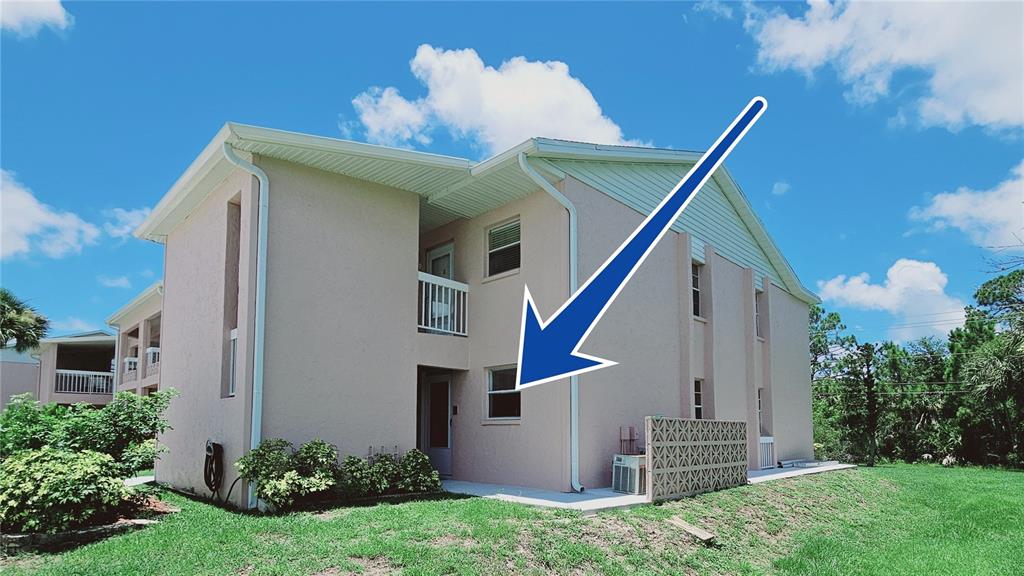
left=516, top=97, right=768, bottom=389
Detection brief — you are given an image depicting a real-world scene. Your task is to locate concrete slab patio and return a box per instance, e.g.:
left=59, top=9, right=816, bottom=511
left=442, top=480, right=648, bottom=514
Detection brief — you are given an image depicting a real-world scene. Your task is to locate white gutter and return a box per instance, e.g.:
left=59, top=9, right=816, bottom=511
left=517, top=152, right=585, bottom=493
left=221, top=143, right=270, bottom=509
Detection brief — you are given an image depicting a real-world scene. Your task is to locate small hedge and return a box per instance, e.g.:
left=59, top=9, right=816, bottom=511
left=237, top=439, right=441, bottom=511
left=0, top=447, right=132, bottom=534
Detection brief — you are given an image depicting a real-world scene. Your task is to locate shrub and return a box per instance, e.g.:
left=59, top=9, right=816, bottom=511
left=370, top=452, right=401, bottom=495
left=0, top=394, right=68, bottom=456
left=236, top=439, right=338, bottom=510
left=0, top=447, right=132, bottom=533
left=397, top=449, right=442, bottom=493
left=339, top=455, right=378, bottom=498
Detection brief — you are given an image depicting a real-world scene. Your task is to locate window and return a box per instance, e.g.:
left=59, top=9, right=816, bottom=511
left=691, top=263, right=703, bottom=317
left=487, top=219, right=521, bottom=276
left=693, top=379, right=703, bottom=419
left=757, top=388, right=763, bottom=433
left=487, top=366, right=520, bottom=419
left=755, top=290, right=764, bottom=337
left=228, top=329, right=238, bottom=397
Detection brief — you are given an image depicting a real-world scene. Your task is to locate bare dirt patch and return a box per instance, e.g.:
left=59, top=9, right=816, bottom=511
left=346, top=556, right=394, bottom=575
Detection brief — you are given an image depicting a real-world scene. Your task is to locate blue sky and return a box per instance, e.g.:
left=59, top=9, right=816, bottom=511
left=2, top=1, right=1022, bottom=343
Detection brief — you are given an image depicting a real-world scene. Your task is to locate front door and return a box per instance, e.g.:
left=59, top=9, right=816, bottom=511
left=426, top=243, right=453, bottom=279
left=425, top=375, right=452, bottom=476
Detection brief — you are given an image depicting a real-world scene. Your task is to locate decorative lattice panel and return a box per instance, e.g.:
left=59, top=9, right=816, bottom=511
left=645, top=416, right=748, bottom=501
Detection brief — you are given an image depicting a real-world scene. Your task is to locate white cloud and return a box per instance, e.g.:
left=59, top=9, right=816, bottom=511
left=817, top=258, right=966, bottom=341
left=97, top=275, right=131, bottom=289
left=0, top=0, right=72, bottom=37
left=103, top=207, right=151, bottom=239
left=771, top=181, right=791, bottom=196
left=51, top=317, right=98, bottom=334
left=745, top=1, right=1023, bottom=131
left=909, top=161, right=1024, bottom=250
left=693, top=0, right=734, bottom=20
left=350, top=44, right=642, bottom=155
left=0, top=169, right=100, bottom=259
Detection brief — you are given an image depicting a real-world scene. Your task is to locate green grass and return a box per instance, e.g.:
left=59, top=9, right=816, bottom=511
left=3, top=464, right=1021, bottom=575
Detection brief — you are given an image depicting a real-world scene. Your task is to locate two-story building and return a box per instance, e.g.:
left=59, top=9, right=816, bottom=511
left=136, top=124, right=818, bottom=508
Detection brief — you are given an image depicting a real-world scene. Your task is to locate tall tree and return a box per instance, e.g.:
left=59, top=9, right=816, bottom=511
left=859, top=343, right=879, bottom=467
left=0, top=288, right=49, bottom=352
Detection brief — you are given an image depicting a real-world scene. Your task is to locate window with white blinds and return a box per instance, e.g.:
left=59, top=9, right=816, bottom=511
left=487, top=219, right=521, bottom=276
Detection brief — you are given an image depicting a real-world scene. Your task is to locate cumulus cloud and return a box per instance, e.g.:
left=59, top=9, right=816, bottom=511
left=0, top=0, right=72, bottom=37
left=350, top=44, right=642, bottom=155
left=771, top=181, right=791, bottom=196
left=744, top=1, right=1023, bottom=131
left=1, top=169, right=100, bottom=259
left=51, top=317, right=98, bottom=333
left=103, top=207, right=152, bottom=239
left=909, top=161, right=1024, bottom=250
left=97, top=275, right=131, bottom=289
left=817, top=259, right=966, bottom=341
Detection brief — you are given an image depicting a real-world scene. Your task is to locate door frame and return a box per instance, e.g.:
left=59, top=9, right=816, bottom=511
left=425, top=242, right=454, bottom=279
left=420, top=372, right=453, bottom=477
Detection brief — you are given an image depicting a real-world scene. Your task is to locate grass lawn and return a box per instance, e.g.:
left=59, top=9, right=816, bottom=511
left=3, top=464, right=1021, bottom=575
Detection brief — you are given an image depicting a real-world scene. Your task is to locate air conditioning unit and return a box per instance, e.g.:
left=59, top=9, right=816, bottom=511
left=611, top=454, right=646, bottom=495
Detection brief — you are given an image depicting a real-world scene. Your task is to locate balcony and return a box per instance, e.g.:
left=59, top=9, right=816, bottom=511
left=417, top=272, right=468, bottom=337
left=145, top=347, right=160, bottom=378
left=123, top=357, right=139, bottom=383
left=55, top=369, right=114, bottom=395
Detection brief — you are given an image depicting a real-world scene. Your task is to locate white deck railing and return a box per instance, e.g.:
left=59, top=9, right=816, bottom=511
left=759, top=436, right=776, bottom=470
left=55, top=369, right=114, bottom=395
left=123, top=357, right=138, bottom=383
left=418, top=272, right=469, bottom=336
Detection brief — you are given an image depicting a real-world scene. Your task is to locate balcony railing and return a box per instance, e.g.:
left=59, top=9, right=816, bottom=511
left=123, top=357, right=138, bottom=383
left=145, top=347, right=160, bottom=378
left=55, top=369, right=114, bottom=395
left=758, top=436, right=776, bottom=470
left=417, top=272, right=468, bottom=336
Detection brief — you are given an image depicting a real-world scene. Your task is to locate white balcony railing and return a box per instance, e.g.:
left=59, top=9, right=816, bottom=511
left=759, top=436, right=776, bottom=470
left=145, top=347, right=160, bottom=378
left=417, top=272, right=468, bottom=336
left=123, top=357, right=138, bottom=383
left=55, top=369, right=114, bottom=395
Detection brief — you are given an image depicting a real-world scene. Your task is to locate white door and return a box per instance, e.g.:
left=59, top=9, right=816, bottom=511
left=425, top=375, right=452, bottom=476
left=426, top=243, right=453, bottom=279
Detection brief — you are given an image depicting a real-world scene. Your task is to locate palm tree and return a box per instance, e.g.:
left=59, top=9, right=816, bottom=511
left=0, top=288, right=49, bottom=352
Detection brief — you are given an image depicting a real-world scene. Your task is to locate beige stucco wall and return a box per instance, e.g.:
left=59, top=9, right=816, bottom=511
left=563, top=176, right=687, bottom=488
left=256, top=158, right=421, bottom=462
left=419, top=190, right=571, bottom=491
left=767, top=283, right=814, bottom=461
left=157, top=168, right=258, bottom=508
left=1, top=359, right=39, bottom=409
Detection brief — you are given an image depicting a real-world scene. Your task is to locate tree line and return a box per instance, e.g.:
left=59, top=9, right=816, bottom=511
left=811, top=270, right=1023, bottom=468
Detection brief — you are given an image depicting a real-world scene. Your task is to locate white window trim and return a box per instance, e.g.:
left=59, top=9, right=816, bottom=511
left=692, top=263, right=703, bottom=319
left=486, top=365, right=521, bottom=421
left=486, top=218, right=521, bottom=278
left=693, top=379, right=703, bottom=420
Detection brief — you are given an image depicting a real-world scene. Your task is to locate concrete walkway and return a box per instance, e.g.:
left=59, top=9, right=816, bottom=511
left=747, top=462, right=855, bottom=484
left=124, top=475, right=155, bottom=487
left=443, top=480, right=648, bottom=514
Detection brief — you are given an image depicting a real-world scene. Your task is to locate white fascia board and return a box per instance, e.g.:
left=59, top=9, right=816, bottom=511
left=40, top=335, right=117, bottom=345
left=533, top=138, right=703, bottom=164
left=106, top=281, right=163, bottom=326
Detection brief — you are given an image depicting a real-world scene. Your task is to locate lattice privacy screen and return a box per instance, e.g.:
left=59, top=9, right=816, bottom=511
left=645, top=416, right=748, bottom=501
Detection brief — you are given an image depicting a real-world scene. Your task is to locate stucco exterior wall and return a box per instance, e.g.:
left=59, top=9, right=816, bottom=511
left=767, top=283, right=814, bottom=462
left=563, top=176, right=686, bottom=489
left=157, top=168, right=257, bottom=508
left=418, top=190, right=571, bottom=491
left=256, top=158, right=420, bottom=462
left=1, top=354, right=39, bottom=409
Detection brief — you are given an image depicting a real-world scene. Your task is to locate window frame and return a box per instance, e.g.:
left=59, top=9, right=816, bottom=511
left=693, top=379, right=703, bottom=420
left=691, top=263, right=703, bottom=318
left=486, top=365, right=521, bottom=420
left=486, top=218, right=522, bottom=278
left=755, top=289, right=764, bottom=338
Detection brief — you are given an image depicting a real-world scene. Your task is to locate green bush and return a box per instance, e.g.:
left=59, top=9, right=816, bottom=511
left=397, top=449, right=442, bottom=493
left=236, top=439, right=338, bottom=510
left=370, top=452, right=401, bottom=495
left=339, top=455, right=378, bottom=498
left=0, top=447, right=132, bottom=533
left=0, top=390, right=177, bottom=476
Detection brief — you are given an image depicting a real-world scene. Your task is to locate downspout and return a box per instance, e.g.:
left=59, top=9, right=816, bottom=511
left=517, top=152, right=584, bottom=493
left=221, top=143, right=270, bottom=509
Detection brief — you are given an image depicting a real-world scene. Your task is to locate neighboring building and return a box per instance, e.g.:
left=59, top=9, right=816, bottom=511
left=0, top=347, right=40, bottom=410
left=36, top=331, right=116, bottom=406
left=107, top=282, right=164, bottom=396
left=136, top=124, right=818, bottom=508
